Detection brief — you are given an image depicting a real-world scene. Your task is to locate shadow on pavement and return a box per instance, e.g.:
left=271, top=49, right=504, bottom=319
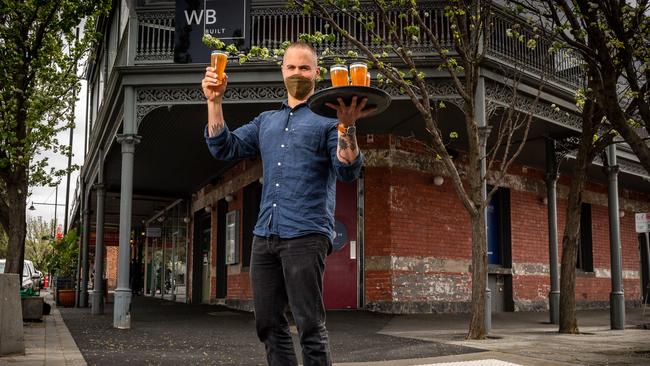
left=59, top=296, right=483, bottom=365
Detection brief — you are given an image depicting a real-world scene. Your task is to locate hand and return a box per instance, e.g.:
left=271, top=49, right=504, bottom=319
left=325, top=96, right=377, bottom=126
left=202, top=67, right=228, bottom=102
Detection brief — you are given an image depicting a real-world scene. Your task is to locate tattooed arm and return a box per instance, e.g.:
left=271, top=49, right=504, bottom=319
left=337, top=127, right=359, bottom=165
left=325, top=96, right=376, bottom=165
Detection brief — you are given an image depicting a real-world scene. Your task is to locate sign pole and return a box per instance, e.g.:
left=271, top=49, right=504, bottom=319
left=645, top=232, right=650, bottom=305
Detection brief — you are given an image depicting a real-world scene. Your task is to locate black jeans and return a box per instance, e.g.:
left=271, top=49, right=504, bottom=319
left=250, top=234, right=332, bottom=366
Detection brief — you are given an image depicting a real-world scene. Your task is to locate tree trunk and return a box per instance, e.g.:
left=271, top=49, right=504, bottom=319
left=4, top=174, right=28, bottom=287
left=558, top=181, right=583, bottom=334
left=468, top=207, right=487, bottom=339
left=558, top=133, right=592, bottom=334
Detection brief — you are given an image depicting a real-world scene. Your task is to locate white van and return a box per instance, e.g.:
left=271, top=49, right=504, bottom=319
left=0, top=259, right=41, bottom=289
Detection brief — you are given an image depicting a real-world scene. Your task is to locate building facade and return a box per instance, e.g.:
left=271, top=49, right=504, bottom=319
left=71, top=0, right=650, bottom=323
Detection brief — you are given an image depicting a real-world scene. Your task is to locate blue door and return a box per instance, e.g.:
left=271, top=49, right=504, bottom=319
left=487, top=191, right=501, bottom=265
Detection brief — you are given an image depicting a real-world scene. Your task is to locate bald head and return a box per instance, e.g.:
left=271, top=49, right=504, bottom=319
left=283, top=42, right=318, bottom=67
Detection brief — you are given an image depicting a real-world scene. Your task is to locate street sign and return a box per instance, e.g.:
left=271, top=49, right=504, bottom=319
left=146, top=227, right=162, bottom=238
left=635, top=213, right=650, bottom=233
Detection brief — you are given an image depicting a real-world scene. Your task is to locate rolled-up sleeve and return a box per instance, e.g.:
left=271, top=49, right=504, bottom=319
left=204, top=117, right=261, bottom=161
left=327, top=124, right=363, bottom=182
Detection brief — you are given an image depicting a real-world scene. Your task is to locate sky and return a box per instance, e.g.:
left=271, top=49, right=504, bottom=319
left=25, top=81, right=88, bottom=234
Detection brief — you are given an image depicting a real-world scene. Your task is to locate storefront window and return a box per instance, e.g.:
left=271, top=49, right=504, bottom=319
left=144, top=200, right=189, bottom=302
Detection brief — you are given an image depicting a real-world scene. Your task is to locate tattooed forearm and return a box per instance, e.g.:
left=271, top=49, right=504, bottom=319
left=348, top=135, right=357, bottom=152
left=337, top=133, right=359, bottom=165
left=338, top=136, right=349, bottom=150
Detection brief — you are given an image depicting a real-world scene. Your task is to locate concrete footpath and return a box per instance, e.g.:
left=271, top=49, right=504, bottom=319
left=1, top=291, right=649, bottom=365
left=0, top=292, right=85, bottom=365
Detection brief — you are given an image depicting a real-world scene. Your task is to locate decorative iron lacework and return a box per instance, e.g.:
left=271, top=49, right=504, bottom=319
left=134, top=79, right=584, bottom=133
left=135, top=86, right=287, bottom=126
left=485, top=82, right=582, bottom=131
left=617, top=158, right=648, bottom=177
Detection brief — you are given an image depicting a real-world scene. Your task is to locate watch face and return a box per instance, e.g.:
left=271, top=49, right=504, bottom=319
left=346, top=126, right=356, bottom=135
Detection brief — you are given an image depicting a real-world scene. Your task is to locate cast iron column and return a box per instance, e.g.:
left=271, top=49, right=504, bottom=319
left=91, top=157, right=105, bottom=314
left=606, top=143, right=625, bottom=329
left=545, top=138, right=560, bottom=324
left=80, top=188, right=91, bottom=307
left=114, top=86, right=140, bottom=329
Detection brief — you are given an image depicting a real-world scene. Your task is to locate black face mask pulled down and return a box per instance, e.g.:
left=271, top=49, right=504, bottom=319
left=284, top=74, right=315, bottom=100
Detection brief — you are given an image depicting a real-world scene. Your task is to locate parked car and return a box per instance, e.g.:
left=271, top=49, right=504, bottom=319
left=0, top=259, right=42, bottom=289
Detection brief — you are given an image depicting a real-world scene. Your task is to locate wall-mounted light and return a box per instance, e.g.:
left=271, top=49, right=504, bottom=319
left=540, top=197, right=548, bottom=205
left=619, top=210, right=625, bottom=218
left=433, top=175, right=444, bottom=186
left=258, top=176, right=264, bottom=184
left=182, top=217, right=190, bottom=224
left=204, top=204, right=212, bottom=213
left=225, top=194, right=235, bottom=203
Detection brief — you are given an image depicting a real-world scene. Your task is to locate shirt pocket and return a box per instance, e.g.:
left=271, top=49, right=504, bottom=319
left=292, top=123, right=323, bottom=154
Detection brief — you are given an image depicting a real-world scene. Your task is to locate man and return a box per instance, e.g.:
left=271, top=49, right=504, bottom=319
left=201, top=42, right=374, bottom=366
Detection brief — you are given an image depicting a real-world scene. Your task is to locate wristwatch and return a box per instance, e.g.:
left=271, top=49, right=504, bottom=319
left=337, top=123, right=356, bottom=136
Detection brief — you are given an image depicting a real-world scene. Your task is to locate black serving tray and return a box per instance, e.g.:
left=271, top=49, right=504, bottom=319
left=307, top=86, right=391, bottom=119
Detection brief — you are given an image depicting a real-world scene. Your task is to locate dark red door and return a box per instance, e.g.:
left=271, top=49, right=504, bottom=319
left=323, top=180, right=358, bottom=309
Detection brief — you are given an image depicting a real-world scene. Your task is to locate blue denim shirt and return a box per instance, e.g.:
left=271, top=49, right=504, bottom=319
left=205, top=101, right=363, bottom=244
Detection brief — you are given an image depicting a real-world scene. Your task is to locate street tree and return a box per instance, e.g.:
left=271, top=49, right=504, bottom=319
left=555, top=82, right=614, bottom=334
left=278, top=0, right=543, bottom=339
left=511, top=1, right=649, bottom=172
left=508, top=0, right=645, bottom=334
left=0, top=0, right=110, bottom=279
left=25, top=215, right=53, bottom=270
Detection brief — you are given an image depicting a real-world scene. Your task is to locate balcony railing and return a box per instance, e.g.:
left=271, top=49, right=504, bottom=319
left=134, top=2, right=584, bottom=89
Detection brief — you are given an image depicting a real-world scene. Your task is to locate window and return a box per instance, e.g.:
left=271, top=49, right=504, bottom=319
left=577, top=203, right=594, bottom=272
left=225, top=210, right=239, bottom=265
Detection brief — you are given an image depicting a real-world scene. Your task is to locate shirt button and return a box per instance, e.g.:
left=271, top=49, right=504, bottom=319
left=275, top=183, right=279, bottom=187
left=277, top=162, right=281, bottom=166
left=285, top=128, right=289, bottom=131
left=290, top=112, right=293, bottom=116
left=273, top=203, right=277, bottom=207
left=281, top=144, right=285, bottom=148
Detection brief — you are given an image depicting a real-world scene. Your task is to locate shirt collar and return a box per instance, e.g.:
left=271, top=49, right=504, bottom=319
left=281, top=99, right=309, bottom=112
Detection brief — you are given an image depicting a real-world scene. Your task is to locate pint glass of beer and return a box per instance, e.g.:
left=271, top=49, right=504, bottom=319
left=330, top=64, right=349, bottom=87
left=350, top=62, right=368, bottom=86
left=211, top=50, right=228, bottom=83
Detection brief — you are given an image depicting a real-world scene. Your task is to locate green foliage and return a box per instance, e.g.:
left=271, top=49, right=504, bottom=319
left=25, top=215, right=54, bottom=270
left=0, top=227, right=7, bottom=259
left=0, top=0, right=111, bottom=189
left=0, top=0, right=109, bottom=278
left=44, top=229, right=78, bottom=277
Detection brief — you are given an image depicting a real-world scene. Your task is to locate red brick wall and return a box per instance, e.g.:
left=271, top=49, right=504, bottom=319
left=106, top=246, right=119, bottom=290
left=364, top=167, right=393, bottom=256
left=510, top=188, right=643, bottom=305
left=364, top=166, right=393, bottom=302
left=390, top=167, right=471, bottom=258
left=192, top=134, right=649, bottom=312
left=511, top=190, right=550, bottom=264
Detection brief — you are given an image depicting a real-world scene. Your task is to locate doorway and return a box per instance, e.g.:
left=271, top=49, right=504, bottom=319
left=216, top=199, right=228, bottom=299
left=192, top=210, right=211, bottom=304
left=323, top=181, right=358, bottom=309
left=640, top=233, right=650, bottom=305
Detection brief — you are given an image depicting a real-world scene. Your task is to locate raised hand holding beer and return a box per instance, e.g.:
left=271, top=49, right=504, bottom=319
left=202, top=50, right=228, bottom=102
